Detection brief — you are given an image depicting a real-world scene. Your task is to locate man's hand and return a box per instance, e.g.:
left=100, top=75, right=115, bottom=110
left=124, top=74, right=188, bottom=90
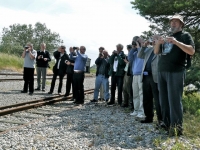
left=155, top=36, right=165, bottom=45
left=123, top=57, right=128, bottom=63
left=69, top=47, right=74, bottom=53
left=142, top=41, right=148, bottom=47
left=166, top=37, right=178, bottom=45
left=43, top=58, right=48, bottom=61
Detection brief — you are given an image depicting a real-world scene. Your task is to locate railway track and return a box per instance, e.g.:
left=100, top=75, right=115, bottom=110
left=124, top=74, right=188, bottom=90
left=0, top=73, right=94, bottom=82
left=0, top=88, right=95, bottom=134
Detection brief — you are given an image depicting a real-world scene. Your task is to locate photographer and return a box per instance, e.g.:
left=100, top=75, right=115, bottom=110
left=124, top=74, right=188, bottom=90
left=35, top=43, right=51, bottom=92
left=98, top=47, right=105, bottom=101
left=128, top=36, right=145, bottom=119
left=90, top=50, right=110, bottom=103
left=48, top=45, right=69, bottom=95
left=154, top=14, right=195, bottom=136
left=108, top=44, right=126, bottom=106
left=137, top=38, right=162, bottom=124
left=70, top=46, right=88, bottom=105
left=64, top=47, right=77, bottom=100
left=21, top=43, right=37, bottom=95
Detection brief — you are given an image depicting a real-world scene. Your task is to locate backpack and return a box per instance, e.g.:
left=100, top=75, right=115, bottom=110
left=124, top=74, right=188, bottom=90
left=181, top=32, right=193, bottom=69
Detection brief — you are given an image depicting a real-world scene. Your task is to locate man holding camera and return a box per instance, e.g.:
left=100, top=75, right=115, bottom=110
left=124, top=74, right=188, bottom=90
left=121, top=45, right=133, bottom=109
left=70, top=46, right=88, bottom=105
left=108, top=44, right=126, bottom=106
left=154, top=14, right=195, bottom=135
left=98, top=47, right=105, bottom=101
left=90, top=50, right=110, bottom=103
left=35, top=43, right=51, bottom=92
left=48, top=45, right=69, bottom=95
left=128, top=36, right=145, bottom=119
left=21, top=43, right=37, bottom=95
left=64, top=47, right=76, bottom=99
left=137, top=38, right=162, bottom=124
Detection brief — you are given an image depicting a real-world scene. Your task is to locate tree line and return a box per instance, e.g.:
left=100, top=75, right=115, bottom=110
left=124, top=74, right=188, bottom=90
left=0, top=22, right=63, bottom=56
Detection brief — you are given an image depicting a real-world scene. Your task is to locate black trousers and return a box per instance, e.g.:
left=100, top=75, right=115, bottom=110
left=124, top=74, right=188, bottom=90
left=23, top=67, right=35, bottom=93
left=73, top=72, right=84, bottom=103
left=110, top=74, right=124, bottom=105
left=66, top=73, right=74, bottom=98
left=49, top=69, right=65, bottom=93
left=143, top=75, right=162, bottom=122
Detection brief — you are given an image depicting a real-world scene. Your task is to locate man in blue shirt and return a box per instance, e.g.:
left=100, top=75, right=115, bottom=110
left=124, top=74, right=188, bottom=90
left=70, top=46, right=88, bottom=105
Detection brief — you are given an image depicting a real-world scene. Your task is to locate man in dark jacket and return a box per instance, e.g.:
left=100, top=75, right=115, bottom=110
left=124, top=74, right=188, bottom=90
left=64, top=47, right=76, bottom=99
left=48, top=45, right=69, bottom=95
left=90, top=50, right=110, bottom=102
left=35, top=43, right=51, bottom=91
left=108, top=44, right=126, bottom=105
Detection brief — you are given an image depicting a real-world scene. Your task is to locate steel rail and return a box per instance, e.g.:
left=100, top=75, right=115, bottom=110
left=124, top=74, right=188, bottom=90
left=0, top=89, right=94, bottom=111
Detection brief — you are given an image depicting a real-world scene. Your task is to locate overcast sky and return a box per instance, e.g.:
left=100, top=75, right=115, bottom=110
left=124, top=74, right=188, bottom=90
left=0, top=0, right=150, bottom=65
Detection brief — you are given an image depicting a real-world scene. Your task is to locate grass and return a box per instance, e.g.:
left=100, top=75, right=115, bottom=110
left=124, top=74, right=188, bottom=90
left=0, top=53, right=54, bottom=74
left=0, top=53, right=24, bottom=72
left=153, top=93, right=200, bottom=149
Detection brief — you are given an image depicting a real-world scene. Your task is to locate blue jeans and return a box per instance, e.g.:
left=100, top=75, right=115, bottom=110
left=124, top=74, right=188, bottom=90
left=93, top=74, right=109, bottom=100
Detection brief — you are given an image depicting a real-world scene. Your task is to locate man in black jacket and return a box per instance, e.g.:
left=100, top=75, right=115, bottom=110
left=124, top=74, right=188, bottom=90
left=108, top=44, right=126, bottom=105
left=35, top=43, right=51, bottom=91
left=64, top=47, right=76, bottom=99
left=90, top=50, right=110, bottom=102
left=48, top=45, right=69, bottom=95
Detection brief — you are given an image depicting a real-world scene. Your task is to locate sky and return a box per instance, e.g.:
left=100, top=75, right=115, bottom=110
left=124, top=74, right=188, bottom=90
left=0, top=0, right=150, bottom=65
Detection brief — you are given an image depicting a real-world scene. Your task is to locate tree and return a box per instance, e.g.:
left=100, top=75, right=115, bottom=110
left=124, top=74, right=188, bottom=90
left=0, top=22, right=63, bottom=56
left=131, top=0, right=200, bottom=93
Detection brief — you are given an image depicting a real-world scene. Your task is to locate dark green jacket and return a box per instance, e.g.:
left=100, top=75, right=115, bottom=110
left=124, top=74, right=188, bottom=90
left=108, top=51, right=126, bottom=76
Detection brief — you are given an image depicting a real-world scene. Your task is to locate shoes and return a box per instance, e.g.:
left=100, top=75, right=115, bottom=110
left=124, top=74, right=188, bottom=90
left=105, top=99, right=109, bottom=102
left=58, top=93, right=62, bottom=96
left=156, top=121, right=168, bottom=131
left=29, top=92, right=33, bottom=95
left=90, top=99, right=98, bottom=102
left=98, top=98, right=104, bottom=101
left=140, top=119, right=153, bottom=123
left=42, top=89, right=45, bottom=92
left=136, top=114, right=145, bottom=119
left=35, top=88, right=40, bottom=91
left=48, top=92, right=52, bottom=94
left=130, top=111, right=137, bottom=116
left=21, top=90, right=27, bottom=93
left=74, top=101, right=84, bottom=105
left=107, top=101, right=115, bottom=105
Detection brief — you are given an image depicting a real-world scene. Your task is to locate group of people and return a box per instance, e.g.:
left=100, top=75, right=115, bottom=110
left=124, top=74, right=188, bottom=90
left=21, top=43, right=88, bottom=105
left=21, top=14, right=195, bottom=136
left=90, top=14, right=195, bottom=136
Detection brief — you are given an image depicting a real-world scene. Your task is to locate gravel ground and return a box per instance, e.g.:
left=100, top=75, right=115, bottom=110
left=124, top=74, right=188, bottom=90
left=0, top=71, right=198, bottom=149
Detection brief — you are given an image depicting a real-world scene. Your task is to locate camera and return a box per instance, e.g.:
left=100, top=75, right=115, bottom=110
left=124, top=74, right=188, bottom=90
left=99, top=53, right=104, bottom=57
left=73, top=47, right=78, bottom=50
left=24, top=46, right=29, bottom=49
left=132, top=41, right=137, bottom=46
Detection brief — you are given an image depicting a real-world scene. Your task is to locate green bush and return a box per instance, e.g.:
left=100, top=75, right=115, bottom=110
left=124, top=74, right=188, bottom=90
left=183, top=93, right=200, bottom=116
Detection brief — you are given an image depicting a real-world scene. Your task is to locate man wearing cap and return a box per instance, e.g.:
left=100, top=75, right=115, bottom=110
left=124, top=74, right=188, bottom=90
left=154, top=14, right=195, bottom=135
